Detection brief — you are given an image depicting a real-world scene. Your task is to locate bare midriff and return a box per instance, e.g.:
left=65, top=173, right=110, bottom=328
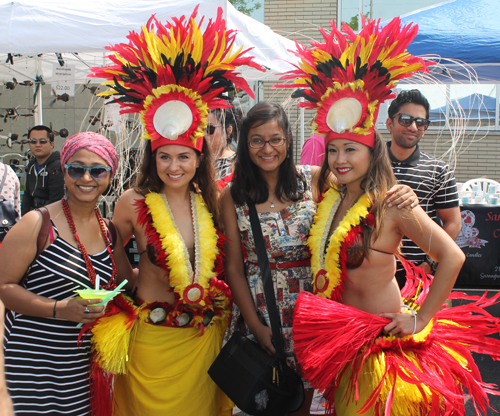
left=135, top=255, right=176, bottom=304
left=341, top=250, right=402, bottom=315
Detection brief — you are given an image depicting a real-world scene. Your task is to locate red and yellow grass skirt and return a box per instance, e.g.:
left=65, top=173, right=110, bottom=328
left=293, top=291, right=500, bottom=415
left=85, top=293, right=232, bottom=416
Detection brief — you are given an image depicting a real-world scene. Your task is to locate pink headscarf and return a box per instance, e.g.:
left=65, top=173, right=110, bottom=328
left=61, top=132, right=119, bottom=176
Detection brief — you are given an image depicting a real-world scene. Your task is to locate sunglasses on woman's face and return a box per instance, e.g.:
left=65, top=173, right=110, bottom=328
left=65, top=164, right=111, bottom=181
left=393, top=113, right=430, bottom=131
left=205, top=124, right=221, bottom=135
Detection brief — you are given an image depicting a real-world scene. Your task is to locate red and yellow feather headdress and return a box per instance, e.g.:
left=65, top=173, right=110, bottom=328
left=277, top=17, right=430, bottom=148
left=91, top=6, right=263, bottom=151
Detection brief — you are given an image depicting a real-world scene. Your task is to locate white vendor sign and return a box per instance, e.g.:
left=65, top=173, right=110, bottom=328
left=51, top=65, right=75, bottom=96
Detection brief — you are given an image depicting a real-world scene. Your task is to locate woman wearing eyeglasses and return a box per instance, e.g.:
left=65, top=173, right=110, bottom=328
left=285, top=17, right=500, bottom=416
left=204, top=105, right=243, bottom=189
left=0, top=132, right=133, bottom=415
left=220, top=102, right=417, bottom=415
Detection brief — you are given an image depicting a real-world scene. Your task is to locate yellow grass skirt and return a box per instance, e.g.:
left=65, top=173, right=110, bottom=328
left=113, top=317, right=232, bottom=416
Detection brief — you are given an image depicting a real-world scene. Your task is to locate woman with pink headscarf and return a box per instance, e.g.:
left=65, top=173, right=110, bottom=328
left=0, top=132, right=133, bottom=415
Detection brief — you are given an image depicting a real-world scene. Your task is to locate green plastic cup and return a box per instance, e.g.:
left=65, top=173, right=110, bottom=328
left=74, top=289, right=116, bottom=306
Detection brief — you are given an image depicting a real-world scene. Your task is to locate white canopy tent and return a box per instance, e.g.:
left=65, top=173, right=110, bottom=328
left=0, top=0, right=298, bottom=123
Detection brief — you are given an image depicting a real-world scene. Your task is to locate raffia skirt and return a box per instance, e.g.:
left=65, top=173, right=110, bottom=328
left=293, top=289, right=500, bottom=416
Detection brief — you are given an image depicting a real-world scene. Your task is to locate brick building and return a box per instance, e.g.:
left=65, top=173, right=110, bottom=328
left=263, top=0, right=500, bottom=183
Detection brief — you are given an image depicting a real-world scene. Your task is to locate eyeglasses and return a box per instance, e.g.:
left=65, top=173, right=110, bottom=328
left=65, top=164, right=111, bottom=181
left=248, top=137, right=286, bottom=148
left=29, top=139, right=50, bottom=145
left=393, top=113, right=430, bottom=131
left=205, top=124, right=222, bottom=135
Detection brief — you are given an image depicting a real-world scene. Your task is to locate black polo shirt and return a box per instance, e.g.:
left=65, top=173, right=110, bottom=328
left=387, top=142, right=459, bottom=283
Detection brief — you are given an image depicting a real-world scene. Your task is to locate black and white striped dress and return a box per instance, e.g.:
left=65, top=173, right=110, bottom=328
left=4, top=228, right=113, bottom=415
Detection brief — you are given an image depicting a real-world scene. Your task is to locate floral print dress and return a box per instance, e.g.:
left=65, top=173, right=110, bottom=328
left=228, top=165, right=316, bottom=375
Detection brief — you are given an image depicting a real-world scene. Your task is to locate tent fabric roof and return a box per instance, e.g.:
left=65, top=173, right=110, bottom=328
left=401, top=0, right=500, bottom=64
left=0, top=0, right=297, bottom=82
left=429, top=94, right=496, bottom=121
left=0, top=0, right=227, bottom=54
left=399, top=0, right=500, bottom=82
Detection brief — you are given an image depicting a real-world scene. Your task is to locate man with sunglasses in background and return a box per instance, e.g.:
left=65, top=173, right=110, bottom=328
left=386, top=89, right=461, bottom=288
left=21, top=125, right=65, bottom=215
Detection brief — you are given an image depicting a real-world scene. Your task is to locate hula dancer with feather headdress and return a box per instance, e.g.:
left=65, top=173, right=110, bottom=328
left=86, top=7, right=263, bottom=416
left=221, top=31, right=418, bottom=416
left=279, top=16, right=500, bottom=416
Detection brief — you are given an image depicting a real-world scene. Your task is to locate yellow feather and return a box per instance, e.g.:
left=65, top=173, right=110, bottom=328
left=211, top=33, right=227, bottom=69
left=220, top=43, right=245, bottom=68
left=298, top=61, right=318, bottom=77
left=312, top=49, right=331, bottom=64
left=191, top=21, right=203, bottom=64
left=206, top=32, right=219, bottom=64
left=308, top=189, right=371, bottom=298
left=144, top=192, right=219, bottom=306
left=91, top=312, right=138, bottom=375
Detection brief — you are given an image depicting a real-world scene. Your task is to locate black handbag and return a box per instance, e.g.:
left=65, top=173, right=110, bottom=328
left=209, top=201, right=305, bottom=416
left=0, top=166, right=19, bottom=242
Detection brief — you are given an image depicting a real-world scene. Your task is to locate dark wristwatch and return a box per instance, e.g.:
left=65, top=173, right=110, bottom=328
left=425, top=256, right=438, bottom=273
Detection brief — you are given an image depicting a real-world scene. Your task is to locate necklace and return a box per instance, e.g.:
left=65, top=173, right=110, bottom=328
left=307, top=188, right=372, bottom=300
left=269, top=194, right=277, bottom=208
left=143, top=191, right=220, bottom=305
left=61, top=198, right=117, bottom=290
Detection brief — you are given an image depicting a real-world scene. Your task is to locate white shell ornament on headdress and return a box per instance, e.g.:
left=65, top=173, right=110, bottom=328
left=326, top=97, right=363, bottom=134
left=153, top=100, right=194, bottom=140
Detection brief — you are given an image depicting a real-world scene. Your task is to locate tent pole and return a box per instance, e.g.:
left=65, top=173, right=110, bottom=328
left=496, top=85, right=499, bottom=130
left=445, top=85, right=450, bottom=130
left=299, top=97, right=305, bottom=150
left=34, top=56, right=43, bottom=125
left=337, top=0, right=342, bottom=30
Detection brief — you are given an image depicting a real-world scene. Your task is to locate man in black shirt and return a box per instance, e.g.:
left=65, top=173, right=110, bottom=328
left=21, top=125, right=65, bottom=215
left=386, top=90, right=461, bottom=287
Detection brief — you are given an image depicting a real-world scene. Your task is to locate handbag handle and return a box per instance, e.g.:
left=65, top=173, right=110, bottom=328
left=247, top=201, right=285, bottom=360
left=0, top=165, right=8, bottom=193
left=19, top=206, right=51, bottom=286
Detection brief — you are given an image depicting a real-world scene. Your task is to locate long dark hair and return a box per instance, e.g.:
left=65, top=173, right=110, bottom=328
left=135, top=140, right=220, bottom=227
left=319, top=129, right=397, bottom=251
left=230, top=101, right=305, bottom=206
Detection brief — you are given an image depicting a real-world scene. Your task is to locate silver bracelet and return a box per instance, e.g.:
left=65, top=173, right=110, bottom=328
left=400, top=304, right=417, bottom=335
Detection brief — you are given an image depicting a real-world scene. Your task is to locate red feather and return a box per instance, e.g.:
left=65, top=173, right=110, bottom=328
left=89, top=358, right=114, bottom=416
left=294, top=289, right=500, bottom=415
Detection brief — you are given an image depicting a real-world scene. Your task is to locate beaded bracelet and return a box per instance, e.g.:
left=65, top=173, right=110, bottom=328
left=53, top=300, right=58, bottom=318
left=400, top=304, right=417, bottom=335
